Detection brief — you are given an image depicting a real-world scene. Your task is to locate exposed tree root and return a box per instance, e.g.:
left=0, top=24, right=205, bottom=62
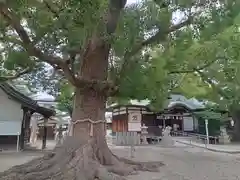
left=0, top=137, right=164, bottom=180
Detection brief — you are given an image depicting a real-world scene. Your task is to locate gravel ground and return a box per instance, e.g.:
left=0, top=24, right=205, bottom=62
left=113, top=142, right=240, bottom=180
left=1, top=142, right=240, bottom=180
left=0, top=152, right=43, bottom=172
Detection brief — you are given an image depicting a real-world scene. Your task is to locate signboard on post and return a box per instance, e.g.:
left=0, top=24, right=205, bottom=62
left=128, top=112, right=141, bottom=131
left=205, top=119, right=209, bottom=145
left=0, top=121, right=22, bottom=135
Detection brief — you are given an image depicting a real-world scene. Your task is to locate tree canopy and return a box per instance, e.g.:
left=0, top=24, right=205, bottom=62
left=3, top=1, right=240, bottom=179
left=1, top=0, right=240, bottom=112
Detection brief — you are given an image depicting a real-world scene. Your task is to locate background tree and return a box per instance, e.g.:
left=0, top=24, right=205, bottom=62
left=163, top=10, right=240, bottom=141
left=0, top=0, right=240, bottom=179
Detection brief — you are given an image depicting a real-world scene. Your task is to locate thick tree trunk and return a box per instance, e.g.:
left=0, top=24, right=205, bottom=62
left=0, top=42, right=164, bottom=180
left=69, top=38, right=114, bottom=163
left=230, top=109, right=240, bottom=142
left=71, top=88, right=113, bottom=164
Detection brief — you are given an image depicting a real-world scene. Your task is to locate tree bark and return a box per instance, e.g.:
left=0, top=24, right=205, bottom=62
left=71, top=88, right=114, bottom=164
left=230, top=109, right=240, bottom=142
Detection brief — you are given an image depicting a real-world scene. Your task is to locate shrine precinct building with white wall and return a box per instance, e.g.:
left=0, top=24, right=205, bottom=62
left=108, top=95, right=205, bottom=134
left=0, top=83, right=55, bottom=150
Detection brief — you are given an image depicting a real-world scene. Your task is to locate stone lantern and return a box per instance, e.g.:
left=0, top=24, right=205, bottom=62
left=141, top=124, right=148, bottom=144
left=55, top=125, right=64, bottom=145
left=219, top=126, right=230, bottom=144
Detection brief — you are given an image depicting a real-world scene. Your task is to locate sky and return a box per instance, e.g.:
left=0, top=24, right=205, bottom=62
left=127, top=0, right=139, bottom=4
left=126, top=0, right=184, bottom=24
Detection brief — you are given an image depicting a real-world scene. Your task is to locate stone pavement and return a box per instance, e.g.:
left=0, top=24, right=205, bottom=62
left=173, top=137, right=240, bottom=154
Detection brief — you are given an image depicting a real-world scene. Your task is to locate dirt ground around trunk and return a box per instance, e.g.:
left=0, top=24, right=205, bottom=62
left=0, top=152, right=44, bottom=172
left=0, top=144, right=166, bottom=180
left=1, top=142, right=240, bottom=180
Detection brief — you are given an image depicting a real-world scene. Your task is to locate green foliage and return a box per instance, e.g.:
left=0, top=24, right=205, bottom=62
left=56, top=82, right=74, bottom=115
left=172, top=74, right=213, bottom=99
left=194, top=110, right=227, bottom=136
left=193, top=12, right=240, bottom=108
left=4, top=50, right=34, bottom=70
left=194, top=111, right=226, bottom=122
left=155, top=1, right=240, bottom=112
left=1, top=0, right=240, bottom=113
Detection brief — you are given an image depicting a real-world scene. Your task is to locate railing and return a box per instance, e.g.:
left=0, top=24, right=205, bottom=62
left=172, top=131, right=218, bottom=145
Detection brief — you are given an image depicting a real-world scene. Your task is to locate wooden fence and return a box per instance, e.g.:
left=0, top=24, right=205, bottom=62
left=113, top=132, right=141, bottom=145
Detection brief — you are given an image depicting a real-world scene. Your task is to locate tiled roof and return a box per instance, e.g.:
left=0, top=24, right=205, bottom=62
left=168, top=94, right=205, bottom=110
left=0, top=82, right=55, bottom=117
left=107, top=95, right=206, bottom=111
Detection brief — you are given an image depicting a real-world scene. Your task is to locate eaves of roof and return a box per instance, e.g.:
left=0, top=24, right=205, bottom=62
left=0, top=82, right=55, bottom=117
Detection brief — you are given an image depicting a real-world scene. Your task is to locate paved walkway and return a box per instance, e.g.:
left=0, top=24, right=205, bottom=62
left=173, top=137, right=240, bottom=153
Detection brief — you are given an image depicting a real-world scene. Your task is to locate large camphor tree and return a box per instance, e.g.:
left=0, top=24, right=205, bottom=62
left=0, top=0, right=240, bottom=179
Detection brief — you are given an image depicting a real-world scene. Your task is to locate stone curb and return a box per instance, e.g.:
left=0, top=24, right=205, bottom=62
left=175, top=140, right=240, bottom=154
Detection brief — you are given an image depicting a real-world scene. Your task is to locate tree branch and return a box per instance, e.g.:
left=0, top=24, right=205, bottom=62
left=125, top=15, right=194, bottom=59
left=114, top=14, right=195, bottom=90
left=196, top=70, right=231, bottom=100
left=169, top=58, right=218, bottom=74
left=73, top=0, right=127, bottom=93
left=73, top=75, right=117, bottom=95
left=0, top=4, right=62, bottom=66
left=0, top=3, right=81, bottom=86
left=32, top=0, right=65, bottom=45
left=106, top=0, right=127, bottom=35
left=42, top=0, right=60, bottom=18
left=0, top=68, right=32, bottom=82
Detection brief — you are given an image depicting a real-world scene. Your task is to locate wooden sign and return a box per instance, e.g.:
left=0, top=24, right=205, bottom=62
left=128, top=112, right=141, bottom=123
left=128, top=112, right=141, bottom=131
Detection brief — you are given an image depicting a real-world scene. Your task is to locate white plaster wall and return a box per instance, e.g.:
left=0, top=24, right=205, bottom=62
left=183, top=116, right=194, bottom=131
left=0, top=89, right=23, bottom=135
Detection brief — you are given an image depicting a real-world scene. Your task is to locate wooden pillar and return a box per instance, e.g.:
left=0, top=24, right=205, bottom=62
left=42, top=117, right=48, bottom=150
left=20, top=117, right=25, bottom=150
left=20, top=108, right=30, bottom=150
left=192, top=115, right=196, bottom=131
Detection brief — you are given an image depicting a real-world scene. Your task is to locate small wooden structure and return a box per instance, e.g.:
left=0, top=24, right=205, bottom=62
left=108, top=101, right=163, bottom=138
left=0, top=83, right=55, bottom=150
left=109, top=95, right=231, bottom=146
left=108, top=95, right=210, bottom=135
left=37, top=117, right=58, bottom=140
left=157, top=103, right=201, bottom=132
left=110, top=104, right=155, bottom=132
